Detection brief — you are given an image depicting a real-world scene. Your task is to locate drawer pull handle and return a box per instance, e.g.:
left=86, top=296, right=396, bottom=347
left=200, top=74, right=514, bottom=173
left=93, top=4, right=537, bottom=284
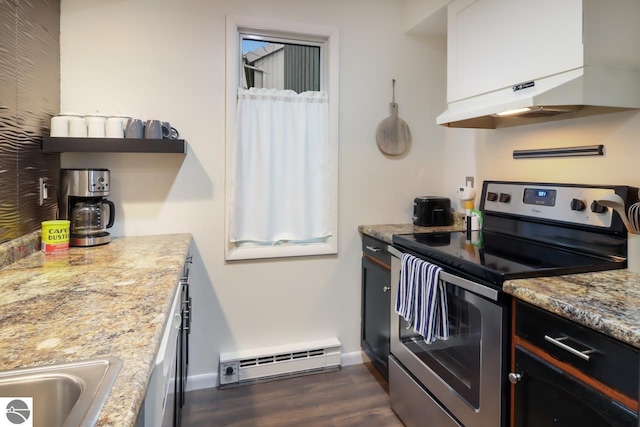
left=383, top=286, right=391, bottom=292
left=365, top=245, right=382, bottom=252
left=544, top=335, right=594, bottom=361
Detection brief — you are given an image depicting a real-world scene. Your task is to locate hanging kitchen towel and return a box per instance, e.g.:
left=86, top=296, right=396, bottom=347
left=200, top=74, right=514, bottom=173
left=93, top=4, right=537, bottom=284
left=395, top=253, right=449, bottom=344
left=413, top=259, right=449, bottom=344
left=395, top=253, right=420, bottom=323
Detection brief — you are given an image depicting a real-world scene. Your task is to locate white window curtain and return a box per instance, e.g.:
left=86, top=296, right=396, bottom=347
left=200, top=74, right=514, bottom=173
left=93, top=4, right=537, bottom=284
left=229, top=88, right=331, bottom=245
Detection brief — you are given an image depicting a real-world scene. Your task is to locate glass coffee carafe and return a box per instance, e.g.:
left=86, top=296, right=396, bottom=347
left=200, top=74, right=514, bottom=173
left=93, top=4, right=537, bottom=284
left=70, top=198, right=115, bottom=245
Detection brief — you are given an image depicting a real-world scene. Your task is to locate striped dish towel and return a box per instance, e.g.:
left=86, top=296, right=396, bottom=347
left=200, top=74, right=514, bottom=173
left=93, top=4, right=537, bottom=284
left=395, top=253, right=449, bottom=344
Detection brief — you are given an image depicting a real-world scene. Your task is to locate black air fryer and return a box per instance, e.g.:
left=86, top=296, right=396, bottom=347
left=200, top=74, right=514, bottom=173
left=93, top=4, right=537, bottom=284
left=413, top=197, right=453, bottom=226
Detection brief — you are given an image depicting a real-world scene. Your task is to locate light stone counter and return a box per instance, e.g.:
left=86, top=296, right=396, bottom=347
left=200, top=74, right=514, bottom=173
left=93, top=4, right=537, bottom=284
left=0, top=232, right=192, bottom=426
left=358, top=216, right=465, bottom=244
left=504, top=270, right=640, bottom=349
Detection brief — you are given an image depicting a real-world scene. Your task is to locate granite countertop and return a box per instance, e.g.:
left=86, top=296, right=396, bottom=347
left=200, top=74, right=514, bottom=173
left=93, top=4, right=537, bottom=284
left=359, top=217, right=465, bottom=244
left=504, top=270, right=640, bottom=349
left=0, top=232, right=192, bottom=426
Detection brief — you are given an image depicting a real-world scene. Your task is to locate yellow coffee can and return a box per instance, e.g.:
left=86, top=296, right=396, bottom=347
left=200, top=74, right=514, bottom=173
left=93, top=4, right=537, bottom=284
left=41, top=220, right=70, bottom=253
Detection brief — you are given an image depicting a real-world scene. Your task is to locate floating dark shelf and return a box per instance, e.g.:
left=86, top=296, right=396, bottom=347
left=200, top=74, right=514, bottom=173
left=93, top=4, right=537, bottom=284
left=42, top=137, right=187, bottom=153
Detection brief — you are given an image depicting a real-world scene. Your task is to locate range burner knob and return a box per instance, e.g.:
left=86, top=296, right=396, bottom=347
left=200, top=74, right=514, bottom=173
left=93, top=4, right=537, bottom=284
left=570, top=198, right=586, bottom=211
left=591, top=200, right=608, bottom=214
left=498, top=193, right=511, bottom=203
left=486, top=192, right=498, bottom=202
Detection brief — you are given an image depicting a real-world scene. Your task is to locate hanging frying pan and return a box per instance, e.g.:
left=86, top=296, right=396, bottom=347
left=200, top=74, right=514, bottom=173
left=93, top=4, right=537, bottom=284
left=376, top=79, right=412, bottom=156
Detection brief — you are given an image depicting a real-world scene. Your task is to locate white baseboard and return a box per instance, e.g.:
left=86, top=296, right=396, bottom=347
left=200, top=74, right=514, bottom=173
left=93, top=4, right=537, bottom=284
left=186, top=351, right=365, bottom=391
left=186, top=372, right=218, bottom=391
left=341, top=350, right=365, bottom=366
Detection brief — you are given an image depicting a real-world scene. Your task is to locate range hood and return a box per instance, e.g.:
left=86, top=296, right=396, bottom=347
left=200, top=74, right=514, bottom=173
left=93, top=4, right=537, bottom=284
left=437, top=65, right=640, bottom=129
left=436, top=0, right=640, bottom=129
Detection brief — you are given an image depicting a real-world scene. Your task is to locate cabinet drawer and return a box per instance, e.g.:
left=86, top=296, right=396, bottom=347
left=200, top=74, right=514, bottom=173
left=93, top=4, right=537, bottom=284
left=515, top=300, right=639, bottom=400
left=362, top=235, right=390, bottom=268
left=389, top=356, right=462, bottom=427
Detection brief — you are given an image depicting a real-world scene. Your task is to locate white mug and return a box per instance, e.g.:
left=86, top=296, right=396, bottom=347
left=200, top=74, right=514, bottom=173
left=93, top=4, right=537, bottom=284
left=106, top=117, right=125, bottom=138
left=68, top=116, right=87, bottom=137
left=50, top=116, right=70, bottom=137
left=85, top=116, right=106, bottom=138
left=115, top=116, right=131, bottom=130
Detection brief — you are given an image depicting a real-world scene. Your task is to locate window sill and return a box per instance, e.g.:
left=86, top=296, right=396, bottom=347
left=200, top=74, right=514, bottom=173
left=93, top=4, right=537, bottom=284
left=225, top=241, right=337, bottom=261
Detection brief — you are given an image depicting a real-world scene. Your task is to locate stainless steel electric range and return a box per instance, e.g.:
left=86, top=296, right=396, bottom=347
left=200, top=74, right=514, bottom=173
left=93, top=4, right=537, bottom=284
left=388, top=181, right=638, bottom=427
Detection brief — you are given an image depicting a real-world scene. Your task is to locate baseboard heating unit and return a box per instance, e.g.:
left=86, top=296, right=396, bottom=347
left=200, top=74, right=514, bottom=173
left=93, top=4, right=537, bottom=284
left=218, top=338, right=341, bottom=388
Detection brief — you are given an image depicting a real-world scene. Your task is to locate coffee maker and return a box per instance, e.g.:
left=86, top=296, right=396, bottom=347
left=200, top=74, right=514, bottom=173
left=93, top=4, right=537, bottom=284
left=59, top=168, right=115, bottom=247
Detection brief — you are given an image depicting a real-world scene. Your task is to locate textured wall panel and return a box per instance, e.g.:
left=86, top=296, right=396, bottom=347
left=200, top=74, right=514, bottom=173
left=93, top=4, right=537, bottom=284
left=16, top=0, right=60, bottom=237
left=0, top=0, right=59, bottom=243
left=0, top=0, right=19, bottom=243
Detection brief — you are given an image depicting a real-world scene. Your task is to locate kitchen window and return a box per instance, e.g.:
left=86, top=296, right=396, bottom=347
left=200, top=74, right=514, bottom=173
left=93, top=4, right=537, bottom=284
left=225, top=15, right=339, bottom=261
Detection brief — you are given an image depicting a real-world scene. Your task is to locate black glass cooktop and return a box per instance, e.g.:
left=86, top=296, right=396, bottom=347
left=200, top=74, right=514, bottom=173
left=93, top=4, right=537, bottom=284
left=392, top=231, right=626, bottom=287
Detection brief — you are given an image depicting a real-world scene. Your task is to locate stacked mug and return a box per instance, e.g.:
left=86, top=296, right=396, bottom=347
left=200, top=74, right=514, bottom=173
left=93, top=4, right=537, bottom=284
left=124, top=119, right=179, bottom=139
left=50, top=114, right=179, bottom=139
left=50, top=114, right=130, bottom=138
left=50, top=115, right=87, bottom=137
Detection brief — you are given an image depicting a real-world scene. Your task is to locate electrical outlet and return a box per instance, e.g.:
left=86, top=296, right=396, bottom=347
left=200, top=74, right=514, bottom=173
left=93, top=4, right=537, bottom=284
left=38, top=178, right=48, bottom=206
left=465, top=176, right=475, bottom=188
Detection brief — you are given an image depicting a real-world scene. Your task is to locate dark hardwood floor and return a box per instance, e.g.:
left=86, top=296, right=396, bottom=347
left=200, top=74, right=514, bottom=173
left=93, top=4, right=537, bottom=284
left=182, top=363, right=405, bottom=426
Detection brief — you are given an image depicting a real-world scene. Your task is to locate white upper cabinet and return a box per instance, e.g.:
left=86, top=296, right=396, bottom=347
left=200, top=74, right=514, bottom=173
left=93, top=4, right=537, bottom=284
left=447, top=0, right=583, bottom=103
left=439, top=0, right=640, bottom=128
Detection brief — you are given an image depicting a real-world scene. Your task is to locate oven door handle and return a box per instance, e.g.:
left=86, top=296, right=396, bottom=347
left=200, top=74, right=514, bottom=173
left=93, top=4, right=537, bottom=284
left=439, top=271, right=499, bottom=302
left=388, top=245, right=499, bottom=302
left=388, top=245, right=404, bottom=259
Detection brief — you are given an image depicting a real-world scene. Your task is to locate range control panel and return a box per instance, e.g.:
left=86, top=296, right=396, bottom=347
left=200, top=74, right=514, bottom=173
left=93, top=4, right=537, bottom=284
left=482, top=182, right=619, bottom=228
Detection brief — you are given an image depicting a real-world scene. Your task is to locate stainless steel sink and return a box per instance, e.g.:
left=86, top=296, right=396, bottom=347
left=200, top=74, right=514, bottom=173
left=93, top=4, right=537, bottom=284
left=0, top=356, right=122, bottom=427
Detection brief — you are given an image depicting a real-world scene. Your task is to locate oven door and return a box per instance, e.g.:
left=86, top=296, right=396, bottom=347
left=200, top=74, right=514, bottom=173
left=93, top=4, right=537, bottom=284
left=389, top=247, right=506, bottom=427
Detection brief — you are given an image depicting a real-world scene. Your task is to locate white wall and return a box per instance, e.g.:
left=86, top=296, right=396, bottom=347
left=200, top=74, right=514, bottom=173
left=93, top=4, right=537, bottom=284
left=401, top=0, right=449, bottom=40
left=473, top=111, right=640, bottom=190
left=60, top=0, right=451, bottom=385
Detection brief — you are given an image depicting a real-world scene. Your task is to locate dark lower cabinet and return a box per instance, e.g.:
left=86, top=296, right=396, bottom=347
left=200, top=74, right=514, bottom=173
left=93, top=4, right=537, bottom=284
left=171, top=324, right=183, bottom=427
left=513, top=346, right=637, bottom=427
left=178, top=255, right=193, bottom=419
left=511, top=300, right=639, bottom=427
left=170, top=255, right=193, bottom=427
left=361, top=235, right=391, bottom=379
